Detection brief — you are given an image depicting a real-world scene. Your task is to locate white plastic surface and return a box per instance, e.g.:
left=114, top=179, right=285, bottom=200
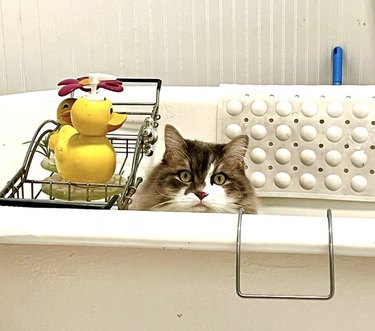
left=218, top=85, right=375, bottom=202
left=1, top=206, right=375, bottom=257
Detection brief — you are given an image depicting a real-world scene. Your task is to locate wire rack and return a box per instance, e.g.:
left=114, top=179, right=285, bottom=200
left=0, top=78, right=162, bottom=209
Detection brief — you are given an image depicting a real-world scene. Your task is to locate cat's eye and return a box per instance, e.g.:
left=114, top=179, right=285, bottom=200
left=212, top=173, right=226, bottom=185
left=179, top=170, right=192, bottom=182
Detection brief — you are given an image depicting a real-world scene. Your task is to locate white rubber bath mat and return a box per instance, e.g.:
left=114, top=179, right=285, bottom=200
left=218, top=84, right=375, bottom=202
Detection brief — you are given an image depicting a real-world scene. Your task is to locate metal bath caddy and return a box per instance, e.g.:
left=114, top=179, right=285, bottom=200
left=0, top=78, right=162, bottom=210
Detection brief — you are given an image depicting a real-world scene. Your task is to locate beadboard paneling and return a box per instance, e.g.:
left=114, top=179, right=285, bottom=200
left=0, top=0, right=374, bottom=94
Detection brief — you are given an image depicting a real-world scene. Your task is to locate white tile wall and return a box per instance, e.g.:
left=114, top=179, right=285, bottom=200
left=0, top=0, right=374, bottom=94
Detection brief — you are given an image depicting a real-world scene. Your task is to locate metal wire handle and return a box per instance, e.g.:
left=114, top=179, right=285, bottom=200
left=236, top=208, right=335, bottom=300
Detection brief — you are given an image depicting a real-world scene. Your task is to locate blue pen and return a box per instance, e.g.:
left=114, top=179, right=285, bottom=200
left=332, top=46, right=343, bottom=85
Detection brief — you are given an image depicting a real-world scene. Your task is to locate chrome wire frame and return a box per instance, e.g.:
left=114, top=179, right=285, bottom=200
left=236, top=208, right=335, bottom=300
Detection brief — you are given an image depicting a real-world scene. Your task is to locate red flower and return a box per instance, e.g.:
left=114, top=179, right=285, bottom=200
left=58, top=76, right=123, bottom=96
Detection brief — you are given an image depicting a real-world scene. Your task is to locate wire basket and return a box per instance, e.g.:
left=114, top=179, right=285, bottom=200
left=0, top=78, right=162, bottom=210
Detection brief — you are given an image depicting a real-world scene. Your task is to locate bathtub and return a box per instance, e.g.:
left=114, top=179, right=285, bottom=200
left=1, top=85, right=375, bottom=330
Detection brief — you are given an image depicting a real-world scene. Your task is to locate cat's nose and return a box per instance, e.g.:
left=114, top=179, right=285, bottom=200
left=195, top=191, right=209, bottom=200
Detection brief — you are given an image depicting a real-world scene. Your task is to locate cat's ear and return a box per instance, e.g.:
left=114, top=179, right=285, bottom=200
left=164, top=125, right=188, bottom=160
left=223, top=135, right=249, bottom=168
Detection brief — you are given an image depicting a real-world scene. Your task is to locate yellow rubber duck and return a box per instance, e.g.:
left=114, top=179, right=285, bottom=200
left=53, top=95, right=127, bottom=183
left=57, top=97, right=75, bottom=125
left=48, top=98, right=76, bottom=151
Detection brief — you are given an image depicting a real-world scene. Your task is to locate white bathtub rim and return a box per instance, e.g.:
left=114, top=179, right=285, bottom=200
left=0, top=206, right=374, bottom=257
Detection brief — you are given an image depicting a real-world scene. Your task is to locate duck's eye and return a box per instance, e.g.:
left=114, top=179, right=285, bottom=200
left=179, top=170, right=192, bottom=182
left=212, top=173, right=226, bottom=185
left=110, top=107, right=113, bottom=114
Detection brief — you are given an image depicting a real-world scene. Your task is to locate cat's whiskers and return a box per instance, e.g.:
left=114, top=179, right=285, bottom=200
left=152, top=199, right=194, bottom=211
left=152, top=197, right=239, bottom=213
left=205, top=201, right=238, bottom=213
left=154, top=184, right=175, bottom=199
left=231, top=185, right=246, bottom=200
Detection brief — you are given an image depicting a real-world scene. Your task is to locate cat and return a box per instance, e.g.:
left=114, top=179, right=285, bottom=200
left=131, top=125, right=257, bottom=213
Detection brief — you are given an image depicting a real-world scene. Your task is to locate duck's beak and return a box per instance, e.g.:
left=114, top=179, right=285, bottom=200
left=57, top=98, right=75, bottom=125
left=58, top=109, right=72, bottom=125
left=107, top=113, right=127, bottom=132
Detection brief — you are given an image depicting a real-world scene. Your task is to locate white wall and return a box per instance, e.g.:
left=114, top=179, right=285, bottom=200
left=1, top=0, right=375, bottom=94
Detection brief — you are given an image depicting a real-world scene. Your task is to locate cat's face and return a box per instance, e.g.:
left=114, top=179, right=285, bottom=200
left=135, top=125, right=256, bottom=213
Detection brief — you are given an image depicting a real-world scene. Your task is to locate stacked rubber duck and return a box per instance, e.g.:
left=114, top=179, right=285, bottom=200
left=42, top=74, right=127, bottom=200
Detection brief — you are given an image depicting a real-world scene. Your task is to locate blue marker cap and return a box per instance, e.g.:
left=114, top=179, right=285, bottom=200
left=332, top=46, right=343, bottom=85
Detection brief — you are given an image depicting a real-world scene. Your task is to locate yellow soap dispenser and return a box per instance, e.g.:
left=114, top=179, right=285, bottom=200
left=53, top=74, right=127, bottom=183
